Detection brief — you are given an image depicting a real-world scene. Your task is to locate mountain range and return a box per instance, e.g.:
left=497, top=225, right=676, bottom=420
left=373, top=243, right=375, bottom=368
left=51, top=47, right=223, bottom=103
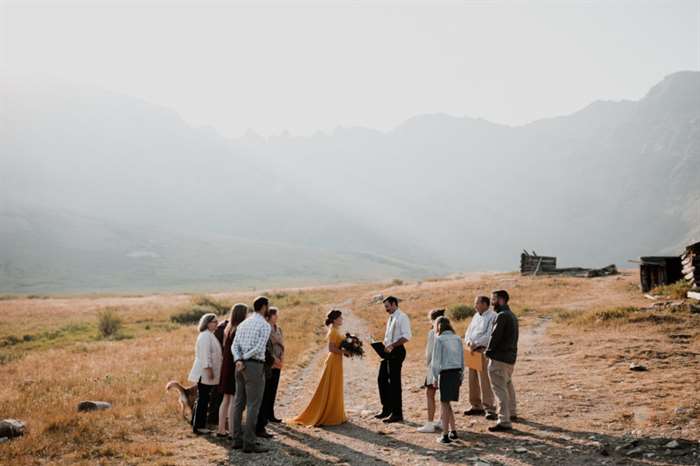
left=1, top=71, right=698, bottom=293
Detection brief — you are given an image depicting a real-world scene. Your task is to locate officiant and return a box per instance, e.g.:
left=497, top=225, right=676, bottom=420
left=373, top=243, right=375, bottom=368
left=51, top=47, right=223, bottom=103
left=375, top=296, right=412, bottom=423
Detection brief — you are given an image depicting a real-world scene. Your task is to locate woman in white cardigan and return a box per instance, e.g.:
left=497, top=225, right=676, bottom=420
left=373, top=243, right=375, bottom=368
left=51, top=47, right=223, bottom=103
left=188, top=313, right=223, bottom=434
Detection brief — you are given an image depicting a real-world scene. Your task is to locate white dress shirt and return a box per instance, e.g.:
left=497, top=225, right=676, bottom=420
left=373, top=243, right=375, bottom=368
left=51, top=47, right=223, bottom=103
left=232, top=312, right=271, bottom=362
left=188, top=330, right=223, bottom=385
left=383, top=309, right=412, bottom=346
left=464, top=308, right=497, bottom=349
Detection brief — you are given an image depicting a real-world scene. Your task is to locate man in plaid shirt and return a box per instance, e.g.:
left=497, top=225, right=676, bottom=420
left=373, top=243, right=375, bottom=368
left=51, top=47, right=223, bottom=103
left=231, top=296, right=272, bottom=453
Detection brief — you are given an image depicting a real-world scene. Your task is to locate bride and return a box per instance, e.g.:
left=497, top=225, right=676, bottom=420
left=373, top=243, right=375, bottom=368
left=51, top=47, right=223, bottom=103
left=288, top=309, right=349, bottom=426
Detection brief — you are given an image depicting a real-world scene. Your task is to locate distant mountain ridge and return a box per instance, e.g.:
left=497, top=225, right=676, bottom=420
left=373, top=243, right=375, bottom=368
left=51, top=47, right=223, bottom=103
left=1, top=71, right=698, bottom=292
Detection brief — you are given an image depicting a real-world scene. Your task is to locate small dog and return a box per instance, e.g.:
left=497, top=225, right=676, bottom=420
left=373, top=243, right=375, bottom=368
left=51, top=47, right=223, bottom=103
left=166, top=380, right=198, bottom=421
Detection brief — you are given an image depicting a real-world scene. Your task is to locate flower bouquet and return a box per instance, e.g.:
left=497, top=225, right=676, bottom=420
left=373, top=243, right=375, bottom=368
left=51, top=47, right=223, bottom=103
left=340, top=333, right=365, bottom=358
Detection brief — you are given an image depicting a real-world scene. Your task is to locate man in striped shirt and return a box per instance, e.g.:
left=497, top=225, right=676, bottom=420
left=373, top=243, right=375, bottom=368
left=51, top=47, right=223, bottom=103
left=231, top=296, right=272, bottom=453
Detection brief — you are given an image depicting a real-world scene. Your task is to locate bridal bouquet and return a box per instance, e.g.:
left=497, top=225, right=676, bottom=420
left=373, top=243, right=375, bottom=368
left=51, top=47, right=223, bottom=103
left=340, top=333, right=365, bottom=358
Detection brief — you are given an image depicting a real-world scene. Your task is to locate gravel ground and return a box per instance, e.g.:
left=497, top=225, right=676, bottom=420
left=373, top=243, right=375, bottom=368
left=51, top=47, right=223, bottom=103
left=192, top=307, right=700, bottom=466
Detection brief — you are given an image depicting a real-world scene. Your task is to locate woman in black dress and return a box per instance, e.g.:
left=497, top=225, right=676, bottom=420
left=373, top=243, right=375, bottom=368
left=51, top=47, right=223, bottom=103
left=215, top=303, right=248, bottom=437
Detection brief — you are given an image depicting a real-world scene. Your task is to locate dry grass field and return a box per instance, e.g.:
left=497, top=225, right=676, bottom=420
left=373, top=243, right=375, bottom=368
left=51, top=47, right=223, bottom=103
left=1, top=271, right=698, bottom=465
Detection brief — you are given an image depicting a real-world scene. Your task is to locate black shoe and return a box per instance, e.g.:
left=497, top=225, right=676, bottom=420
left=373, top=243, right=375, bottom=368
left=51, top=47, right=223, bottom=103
left=193, top=428, right=210, bottom=435
left=215, top=432, right=229, bottom=438
left=232, top=440, right=243, bottom=450
left=510, top=415, right=519, bottom=422
left=448, top=430, right=458, bottom=440
left=485, top=412, right=498, bottom=420
left=269, top=417, right=282, bottom=423
left=437, top=435, right=452, bottom=444
left=374, top=411, right=391, bottom=419
left=383, top=416, right=403, bottom=424
left=463, top=408, right=485, bottom=416
left=256, top=430, right=274, bottom=439
left=488, top=424, right=512, bottom=432
left=243, top=444, right=269, bottom=453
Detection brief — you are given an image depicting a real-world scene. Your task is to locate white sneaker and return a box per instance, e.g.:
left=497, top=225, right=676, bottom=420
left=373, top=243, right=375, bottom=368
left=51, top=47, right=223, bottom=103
left=433, top=421, right=443, bottom=430
left=417, top=422, right=437, bottom=433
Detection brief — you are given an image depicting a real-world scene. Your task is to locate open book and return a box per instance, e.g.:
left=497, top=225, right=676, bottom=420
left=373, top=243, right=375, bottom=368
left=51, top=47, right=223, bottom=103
left=369, top=336, right=397, bottom=360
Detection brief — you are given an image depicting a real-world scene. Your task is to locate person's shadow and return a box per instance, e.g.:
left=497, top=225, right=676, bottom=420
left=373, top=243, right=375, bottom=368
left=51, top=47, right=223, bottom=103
left=271, top=420, right=577, bottom=465
left=202, top=417, right=697, bottom=465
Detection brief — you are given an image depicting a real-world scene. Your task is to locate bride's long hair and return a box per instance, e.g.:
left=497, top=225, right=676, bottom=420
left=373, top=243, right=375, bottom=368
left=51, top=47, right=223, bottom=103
left=325, top=309, right=342, bottom=327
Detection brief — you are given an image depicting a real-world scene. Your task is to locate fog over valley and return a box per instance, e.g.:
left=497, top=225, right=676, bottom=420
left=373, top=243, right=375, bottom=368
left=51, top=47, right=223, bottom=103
left=1, top=71, right=699, bottom=293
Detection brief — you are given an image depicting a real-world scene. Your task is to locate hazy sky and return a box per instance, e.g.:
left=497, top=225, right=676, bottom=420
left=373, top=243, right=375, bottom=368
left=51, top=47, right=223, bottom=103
left=2, top=0, right=699, bottom=137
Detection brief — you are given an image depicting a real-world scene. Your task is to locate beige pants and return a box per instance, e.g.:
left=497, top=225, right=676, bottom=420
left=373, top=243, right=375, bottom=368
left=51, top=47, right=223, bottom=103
left=487, top=359, right=516, bottom=427
left=468, top=354, right=495, bottom=413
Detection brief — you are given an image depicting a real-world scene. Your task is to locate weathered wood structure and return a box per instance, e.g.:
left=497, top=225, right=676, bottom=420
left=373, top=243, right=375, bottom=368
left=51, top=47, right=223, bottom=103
left=681, top=242, right=700, bottom=290
left=639, top=256, right=683, bottom=292
left=520, top=250, right=556, bottom=275
left=520, top=250, right=617, bottom=277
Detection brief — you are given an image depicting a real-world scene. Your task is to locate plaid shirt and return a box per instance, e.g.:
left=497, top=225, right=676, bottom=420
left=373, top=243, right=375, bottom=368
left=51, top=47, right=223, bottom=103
left=232, top=312, right=271, bottom=362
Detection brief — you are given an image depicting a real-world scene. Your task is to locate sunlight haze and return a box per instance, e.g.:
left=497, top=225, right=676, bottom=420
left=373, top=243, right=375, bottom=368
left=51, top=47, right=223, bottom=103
left=3, top=1, right=699, bottom=137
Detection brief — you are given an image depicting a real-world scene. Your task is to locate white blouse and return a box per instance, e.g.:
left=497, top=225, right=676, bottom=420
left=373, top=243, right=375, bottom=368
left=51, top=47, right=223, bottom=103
left=188, top=330, right=223, bottom=385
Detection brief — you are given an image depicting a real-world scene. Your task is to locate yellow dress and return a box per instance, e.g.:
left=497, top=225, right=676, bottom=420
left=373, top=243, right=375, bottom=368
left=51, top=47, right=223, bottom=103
left=288, top=326, right=348, bottom=426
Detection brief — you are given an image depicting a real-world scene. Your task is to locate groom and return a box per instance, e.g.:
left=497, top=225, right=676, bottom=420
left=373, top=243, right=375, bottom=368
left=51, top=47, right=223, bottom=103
left=375, top=296, right=412, bottom=423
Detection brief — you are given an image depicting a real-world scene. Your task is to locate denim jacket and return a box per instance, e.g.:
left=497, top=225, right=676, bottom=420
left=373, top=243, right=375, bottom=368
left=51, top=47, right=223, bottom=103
left=431, top=330, right=464, bottom=381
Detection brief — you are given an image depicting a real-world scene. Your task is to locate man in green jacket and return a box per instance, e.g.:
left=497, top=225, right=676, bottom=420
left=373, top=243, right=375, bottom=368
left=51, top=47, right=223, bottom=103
left=485, top=289, right=519, bottom=432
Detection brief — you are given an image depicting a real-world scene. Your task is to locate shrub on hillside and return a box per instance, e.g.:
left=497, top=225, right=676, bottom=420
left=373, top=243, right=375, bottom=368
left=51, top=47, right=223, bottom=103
left=97, top=309, right=123, bottom=338
left=192, top=295, right=230, bottom=313
left=594, top=307, right=640, bottom=322
left=391, top=278, right=404, bottom=286
left=651, top=280, right=692, bottom=299
left=448, top=304, right=475, bottom=321
left=171, top=306, right=211, bottom=325
left=556, top=306, right=642, bottom=327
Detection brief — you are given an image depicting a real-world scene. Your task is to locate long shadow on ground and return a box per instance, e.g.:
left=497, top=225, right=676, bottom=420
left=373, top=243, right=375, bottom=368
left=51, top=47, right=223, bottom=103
left=201, top=416, right=698, bottom=465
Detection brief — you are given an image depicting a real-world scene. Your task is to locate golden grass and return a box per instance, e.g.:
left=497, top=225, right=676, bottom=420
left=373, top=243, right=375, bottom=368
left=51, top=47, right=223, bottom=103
left=1, top=270, right=697, bottom=464
left=353, top=271, right=652, bottom=361
left=0, top=284, right=377, bottom=464
left=651, top=280, right=693, bottom=299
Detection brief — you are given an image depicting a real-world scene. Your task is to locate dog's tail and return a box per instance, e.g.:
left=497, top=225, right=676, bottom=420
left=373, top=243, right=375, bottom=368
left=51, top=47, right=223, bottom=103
left=165, top=380, right=187, bottom=395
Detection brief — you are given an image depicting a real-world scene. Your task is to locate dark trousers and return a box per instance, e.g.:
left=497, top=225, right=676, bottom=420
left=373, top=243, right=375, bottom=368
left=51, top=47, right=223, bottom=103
left=208, top=389, right=223, bottom=425
left=192, top=380, right=215, bottom=431
left=377, top=346, right=406, bottom=418
left=257, top=368, right=281, bottom=432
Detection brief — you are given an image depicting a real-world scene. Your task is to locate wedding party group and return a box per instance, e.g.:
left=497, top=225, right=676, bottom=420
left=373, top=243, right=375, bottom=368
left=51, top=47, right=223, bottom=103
left=185, top=290, right=518, bottom=453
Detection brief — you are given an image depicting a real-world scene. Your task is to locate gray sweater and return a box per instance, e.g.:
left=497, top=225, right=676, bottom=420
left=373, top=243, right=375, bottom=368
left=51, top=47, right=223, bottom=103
left=431, top=330, right=464, bottom=381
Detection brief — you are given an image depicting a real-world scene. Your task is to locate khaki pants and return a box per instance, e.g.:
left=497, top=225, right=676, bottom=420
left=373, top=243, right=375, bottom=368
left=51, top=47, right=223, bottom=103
left=231, top=361, right=265, bottom=448
left=487, top=359, right=516, bottom=427
left=468, top=354, right=495, bottom=413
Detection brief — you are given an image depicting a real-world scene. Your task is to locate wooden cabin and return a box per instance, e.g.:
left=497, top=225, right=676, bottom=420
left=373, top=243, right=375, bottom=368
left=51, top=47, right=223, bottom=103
left=682, top=242, right=700, bottom=290
left=520, top=250, right=556, bottom=275
left=639, top=256, right=683, bottom=292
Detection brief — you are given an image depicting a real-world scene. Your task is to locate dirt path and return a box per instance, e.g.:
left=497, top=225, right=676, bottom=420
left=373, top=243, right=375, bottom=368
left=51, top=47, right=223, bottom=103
left=276, top=297, right=377, bottom=422
left=174, top=304, right=698, bottom=466
left=223, top=308, right=586, bottom=466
